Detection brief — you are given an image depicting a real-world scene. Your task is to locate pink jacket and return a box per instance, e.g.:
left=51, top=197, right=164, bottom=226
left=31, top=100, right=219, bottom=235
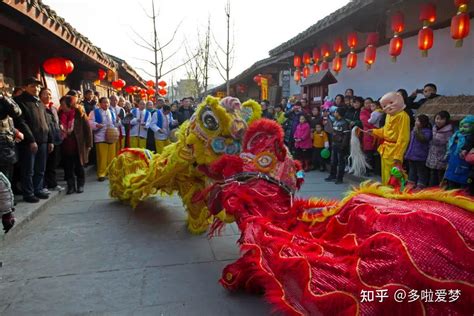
left=294, top=122, right=312, bottom=149
left=360, top=108, right=376, bottom=151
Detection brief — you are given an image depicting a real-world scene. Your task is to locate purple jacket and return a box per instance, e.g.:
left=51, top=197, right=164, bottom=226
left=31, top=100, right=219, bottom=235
left=426, top=124, right=453, bottom=170
left=405, top=127, right=432, bottom=161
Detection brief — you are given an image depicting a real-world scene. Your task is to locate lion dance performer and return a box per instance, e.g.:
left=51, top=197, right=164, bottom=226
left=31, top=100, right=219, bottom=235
left=201, top=118, right=473, bottom=315
left=370, top=91, right=410, bottom=185
left=107, top=96, right=261, bottom=234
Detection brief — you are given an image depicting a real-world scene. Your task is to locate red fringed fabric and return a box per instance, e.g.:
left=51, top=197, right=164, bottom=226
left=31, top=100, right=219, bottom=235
left=214, top=182, right=474, bottom=315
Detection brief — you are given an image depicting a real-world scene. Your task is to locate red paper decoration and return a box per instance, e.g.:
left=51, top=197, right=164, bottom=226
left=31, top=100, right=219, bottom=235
left=347, top=32, right=358, bottom=49
left=302, top=66, right=310, bottom=78
left=312, top=64, right=320, bottom=74
left=158, top=89, right=167, bottom=96
left=124, top=86, right=136, bottom=94
left=391, top=11, right=405, bottom=34
left=346, top=52, right=357, bottom=69
left=146, top=80, right=155, bottom=87
left=420, top=3, right=437, bottom=25
left=302, top=52, right=311, bottom=65
left=98, top=69, right=106, bottom=80
left=312, top=48, right=320, bottom=64
left=333, top=38, right=343, bottom=55
left=158, top=80, right=167, bottom=87
left=332, top=56, right=342, bottom=74
left=112, top=79, right=126, bottom=90
left=390, top=12, right=405, bottom=62
left=293, top=55, right=302, bottom=68
left=320, top=43, right=331, bottom=59
left=418, top=27, right=434, bottom=57
left=364, top=46, right=377, bottom=69
left=451, top=0, right=470, bottom=47
left=294, top=69, right=301, bottom=82
left=147, top=88, right=156, bottom=95
left=389, top=37, right=404, bottom=61
left=43, top=57, right=74, bottom=81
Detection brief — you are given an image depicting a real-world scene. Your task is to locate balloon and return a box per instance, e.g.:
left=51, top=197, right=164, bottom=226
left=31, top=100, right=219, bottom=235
left=320, top=148, right=330, bottom=159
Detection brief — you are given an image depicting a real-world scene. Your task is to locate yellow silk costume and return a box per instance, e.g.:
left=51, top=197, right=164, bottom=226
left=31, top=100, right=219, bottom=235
left=372, top=110, right=410, bottom=184
left=107, top=96, right=261, bottom=234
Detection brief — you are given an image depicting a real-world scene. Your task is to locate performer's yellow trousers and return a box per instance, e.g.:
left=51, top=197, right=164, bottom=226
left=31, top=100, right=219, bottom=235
left=381, top=157, right=395, bottom=185
left=155, top=139, right=170, bottom=154
left=96, top=142, right=117, bottom=178
left=130, top=136, right=147, bottom=148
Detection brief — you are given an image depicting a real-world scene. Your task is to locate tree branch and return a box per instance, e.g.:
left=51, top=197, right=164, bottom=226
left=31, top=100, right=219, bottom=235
left=160, top=54, right=199, bottom=78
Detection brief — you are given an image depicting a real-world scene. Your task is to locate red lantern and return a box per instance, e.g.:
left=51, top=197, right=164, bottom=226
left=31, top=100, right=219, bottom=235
left=418, top=27, right=434, bottom=56
left=312, top=64, right=320, bottom=74
left=98, top=69, right=107, bottom=80
left=158, top=80, right=167, bottom=87
left=346, top=52, right=357, bottom=69
left=347, top=32, right=358, bottom=49
left=159, top=89, right=167, bottom=96
left=455, top=0, right=469, bottom=7
left=302, top=52, right=311, bottom=65
left=420, top=3, right=436, bottom=25
left=364, top=46, right=376, bottom=69
left=147, top=88, right=156, bottom=95
left=321, top=43, right=331, bottom=59
left=320, top=61, right=329, bottom=71
left=333, top=38, right=343, bottom=54
left=293, top=55, right=302, bottom=68
left=391, top=11, right=405, bottom=34
left=146, top=80, right=155, bottom=87
left=302, top=66, right=310, bottom=78
left=43, top=57, right=74, bottom=81
left=312, top=48, right=320, bottom=63
left=332, top=56, right=342, bottom=74
left=112, top=79, right=126, bottom=90
left=124, top=86, right=136, bottom=94
left=451, top=13, right=470, bottom=47
left=294, top=69, right=301, bottom=82
left=366, top=32, right=379, bottom=46
left=389, top=36, right=404, bottom=61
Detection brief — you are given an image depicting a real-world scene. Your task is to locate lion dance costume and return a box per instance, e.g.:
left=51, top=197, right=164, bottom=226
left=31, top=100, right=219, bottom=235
left=200, top=119, right=474, bottom=315
left=107, top=96, right=261, bottom=234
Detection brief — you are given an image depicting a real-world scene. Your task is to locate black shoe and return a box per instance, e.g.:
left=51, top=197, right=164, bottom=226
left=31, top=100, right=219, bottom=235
left=35, top=191, right=49, bottom=199
left=24, top=195, right=40, bottom=203
left=76, top=186, right=84, bottom=194
left=98, top=177, right=106, bottom=182
left=66, top=186, right=75, bottom=195
left=325, top=176, right=336, bottom=182
left=335, top=179, right=344, bottom=184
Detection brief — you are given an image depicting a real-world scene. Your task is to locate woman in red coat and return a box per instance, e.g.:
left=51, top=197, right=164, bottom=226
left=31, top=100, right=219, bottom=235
left=361, top=98, right=377, bottom=175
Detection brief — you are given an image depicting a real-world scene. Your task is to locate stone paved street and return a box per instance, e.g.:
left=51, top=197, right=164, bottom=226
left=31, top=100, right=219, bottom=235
left=0, top=170, right=350, bottom=315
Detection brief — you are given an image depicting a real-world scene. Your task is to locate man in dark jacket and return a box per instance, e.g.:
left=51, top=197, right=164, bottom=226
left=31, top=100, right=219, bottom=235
left=14, top=77, right=53, bottom=203
left=325, top=107, right=350, bottom=184
left=177, top=97, right=195, bottom=125
left=407, top=83, right=440, bottom=110
left=82, top=89, right=97, bottom=115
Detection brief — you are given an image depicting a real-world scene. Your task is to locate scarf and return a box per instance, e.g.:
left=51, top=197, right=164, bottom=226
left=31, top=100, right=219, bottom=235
left=60, top=109, right=75, bottom=139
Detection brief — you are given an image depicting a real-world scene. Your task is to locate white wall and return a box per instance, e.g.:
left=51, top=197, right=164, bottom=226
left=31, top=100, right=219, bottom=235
left=328, top=23, right=474, bottom=99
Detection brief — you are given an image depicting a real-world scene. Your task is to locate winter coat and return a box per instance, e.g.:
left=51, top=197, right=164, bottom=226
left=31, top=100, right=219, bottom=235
left=445, top=132, right=471, bottom=185
left=405, top=127, right=432, bottom=161
left=332, top=118, right=350, bottom=149
left=360, top=108, right=376, bottom=151
left=426, top=124, right=453, bottom=170
left=368, top=110, right=384, bottom=128
left=59, top=108, right=92, bottom=165
left=294, top=122, right=312, bottom=149
left=177, top=107, right=195, bottom=125
left=14, top=92, right=52, bottom=144
left=344, top=107, right=362, bottom=128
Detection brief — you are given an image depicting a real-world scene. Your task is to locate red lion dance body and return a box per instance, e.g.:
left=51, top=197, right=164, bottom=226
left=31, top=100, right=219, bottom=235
left=200, top=119, right=474, bottom=316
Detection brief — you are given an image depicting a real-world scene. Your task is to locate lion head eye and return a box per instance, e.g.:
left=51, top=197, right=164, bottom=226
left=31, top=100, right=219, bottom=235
left=200, top=107, right=219, bottom=131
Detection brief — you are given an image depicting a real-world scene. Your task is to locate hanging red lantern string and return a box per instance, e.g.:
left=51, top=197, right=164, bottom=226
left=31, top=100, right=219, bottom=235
left=147, top=88, right=156, bottom=95
left=293, top=55, right=302, bottom=68
left=146, top=80, right=155, bottom=87
left=158, top=89, right=167, bottom=96
left=294, top=68, right=301, bottom=82
left=364, top=32, right=379, bottom=69
left=333, top=38, right=343, bottom=55
left=390, top=11, right=405, bottom=62
left=312, top=48, right=320, bottom=64
left=332, top=56, right=342, bottom=74
left=418, top=3, right=436, bottom=57
left=451, top=0, right=470, bottom=47
left=43, top=57, right=74, bottom=81
left=320, top=43, right=331, bottom=61
left=302, top=66, right=310, bottom=79
left=302, top=52, right=311, bottom=65
left=158, top=80, right=167, bottom=87
left=346, top=32, right=358, bottom=70
left=124, top=86, right=136, bottom=94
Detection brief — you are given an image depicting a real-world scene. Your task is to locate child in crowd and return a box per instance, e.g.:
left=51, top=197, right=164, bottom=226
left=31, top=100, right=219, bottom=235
left=1, top=172, right=15, bottom=233
left=325, top=107, right=350, bottom=184
left=312, top=123, right=329, bottom=171
left=368, top=101, right=384, bottom=128
left=360, top=97, right=377, bottom=175
left=404, top=114, right=433, bottom=189
left=274, top=105, right=286, bottom=125
left=445, top=115, right=474, bottom=191
left=309, top=106, right=322, bottom=129
left=426, top=111, right=453, bottom=186
left=294, top=115, right=313, bottom=171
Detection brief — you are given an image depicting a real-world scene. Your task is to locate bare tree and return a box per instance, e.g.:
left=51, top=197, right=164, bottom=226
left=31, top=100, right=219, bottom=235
left=184, top=17, right=212, bottom=98
left=212, top=0, right=235, bottom=96
left=131, top=0, right=197, bottom=98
